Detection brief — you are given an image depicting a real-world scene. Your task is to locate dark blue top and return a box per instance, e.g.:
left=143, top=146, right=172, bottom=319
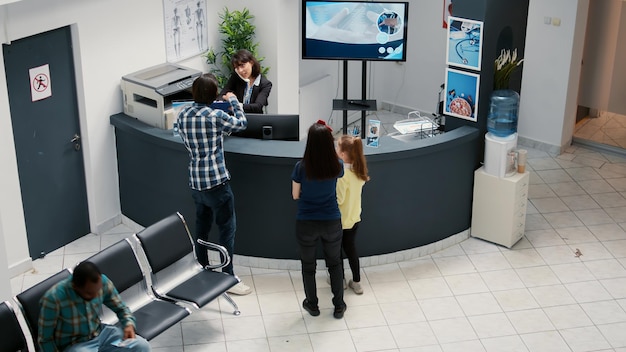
left=291, top=160, right=344, bottom=220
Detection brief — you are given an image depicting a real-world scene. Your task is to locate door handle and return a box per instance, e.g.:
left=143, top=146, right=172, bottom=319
left=71, top=134, right=80, bottom=143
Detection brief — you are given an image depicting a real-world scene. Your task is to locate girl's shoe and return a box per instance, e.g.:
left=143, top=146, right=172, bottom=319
left=349, top=280, right=363, bottom=295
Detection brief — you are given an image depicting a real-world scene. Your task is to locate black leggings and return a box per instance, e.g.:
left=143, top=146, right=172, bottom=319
left=342, top=222, right=361, bottom=282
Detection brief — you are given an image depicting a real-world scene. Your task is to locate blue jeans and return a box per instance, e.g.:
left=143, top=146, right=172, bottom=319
left=296, top=219, right=345, bottom=308
left=192, top=182, right=236, bottom=275
left=63, top=325, right=150, bottom=352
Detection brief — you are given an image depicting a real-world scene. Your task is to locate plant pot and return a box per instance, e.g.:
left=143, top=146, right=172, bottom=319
left=487, top=89, right=519, bottom=137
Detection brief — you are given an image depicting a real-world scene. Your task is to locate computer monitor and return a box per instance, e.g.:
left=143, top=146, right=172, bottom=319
left=232, top=114, right=300, bottom=141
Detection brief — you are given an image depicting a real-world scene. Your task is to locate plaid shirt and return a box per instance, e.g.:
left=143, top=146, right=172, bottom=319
left=177, top=96, right=247, bottom=190
left=38, top=275, right=135, bottom=352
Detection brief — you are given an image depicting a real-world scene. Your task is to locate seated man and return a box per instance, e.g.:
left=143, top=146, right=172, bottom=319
left=38, top=261, right=151, bottom=352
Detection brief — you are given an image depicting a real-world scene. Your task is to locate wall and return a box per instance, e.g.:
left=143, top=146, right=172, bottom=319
left=608, top=3, right=626, bottom=114
left=578, top=0, right=620, bottom=111
left=517, top=0, right=588, bottom=153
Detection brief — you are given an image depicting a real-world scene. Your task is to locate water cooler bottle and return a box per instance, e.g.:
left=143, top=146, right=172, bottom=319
left=484, top=132, right=517, bottom=178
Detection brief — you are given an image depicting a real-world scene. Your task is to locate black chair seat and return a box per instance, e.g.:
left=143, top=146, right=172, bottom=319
left=15, top=269, right=71, bottom=345
left=166, top=271, right=239, bottom=307
left=0, top=301, right=28, bottom=352
left=131, top=300, right=190, bottom=341
left=87, top=239, right=191, bottom=341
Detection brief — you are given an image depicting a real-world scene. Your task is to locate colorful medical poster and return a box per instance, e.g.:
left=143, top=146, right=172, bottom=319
left=164, top=0, right=208, bottom=62
left=444, top=68, right=480, bottom=122
left=446, top=16, right=483, bottom=71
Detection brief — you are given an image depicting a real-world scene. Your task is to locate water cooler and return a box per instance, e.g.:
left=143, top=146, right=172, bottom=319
left=484, top=132, right=517, bottom=178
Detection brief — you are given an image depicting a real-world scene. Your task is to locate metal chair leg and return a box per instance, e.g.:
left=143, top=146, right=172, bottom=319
left=221, top=292, right=241, bottom=316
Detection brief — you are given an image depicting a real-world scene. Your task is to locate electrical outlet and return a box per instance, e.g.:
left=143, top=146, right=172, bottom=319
left=544, top=16, right=551, bottom=25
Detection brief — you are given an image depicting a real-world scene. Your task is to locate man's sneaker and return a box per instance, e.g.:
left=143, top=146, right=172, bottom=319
left=326, top=275, right=347, bottom=290
left=302, top=299, right=320, bottom=316
left=227, top=282, right=252, bottom=295
left=349, top=280, right=363, bottom=295
left=333, top=304, right=347, bottom=319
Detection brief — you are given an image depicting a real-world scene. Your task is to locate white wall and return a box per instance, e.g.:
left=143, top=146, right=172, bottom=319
left=578, top=0, right=620, bottom=111
left=518, top=0, right=589, bottom=153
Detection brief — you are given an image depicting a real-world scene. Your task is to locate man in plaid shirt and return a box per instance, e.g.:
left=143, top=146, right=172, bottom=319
left=177, top=73, right=251, bottom=295
left=38, top=261, right=151, bottom=351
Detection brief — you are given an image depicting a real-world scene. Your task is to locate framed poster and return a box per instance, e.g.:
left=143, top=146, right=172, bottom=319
left=444, top=68, right=479, bottom=122
left=446, top=16, right=483, bottom=71
left=164, top=0, right=208, bottom=62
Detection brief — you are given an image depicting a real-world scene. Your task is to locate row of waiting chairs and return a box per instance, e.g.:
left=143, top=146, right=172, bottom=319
left=1, top=212, right=240, bottom=352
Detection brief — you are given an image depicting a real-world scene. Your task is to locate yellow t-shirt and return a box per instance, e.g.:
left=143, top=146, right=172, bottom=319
left=336, top=164, right=366, bottom=230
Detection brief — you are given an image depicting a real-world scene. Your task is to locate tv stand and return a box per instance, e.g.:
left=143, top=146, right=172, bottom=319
left=332, top=61, right=376, bottom=137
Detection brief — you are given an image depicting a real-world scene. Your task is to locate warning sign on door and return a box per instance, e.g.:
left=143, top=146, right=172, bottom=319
left=29, top=64, right=52, bottom=102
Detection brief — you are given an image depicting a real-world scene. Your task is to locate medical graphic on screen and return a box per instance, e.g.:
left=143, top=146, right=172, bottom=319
left=303, top=1, right=409, bottom=61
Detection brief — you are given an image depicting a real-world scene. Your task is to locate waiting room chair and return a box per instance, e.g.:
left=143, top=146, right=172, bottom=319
left=0, top=300, right=28, bottom=352
left=85, top=238, right=190, bottom=340
left=134, top=212, right=241, bottom=315
left=14, top=269, right=71, bottom=348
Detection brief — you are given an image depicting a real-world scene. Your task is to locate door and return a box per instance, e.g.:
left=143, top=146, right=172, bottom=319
left=3, top=26, right=90, bottom=258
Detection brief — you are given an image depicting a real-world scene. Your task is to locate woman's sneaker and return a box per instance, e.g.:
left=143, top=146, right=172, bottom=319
left=349, top=280, right=363, bottom=295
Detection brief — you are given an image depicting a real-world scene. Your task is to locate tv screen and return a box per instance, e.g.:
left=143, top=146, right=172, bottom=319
left=303, top=0, right=409, bottom=61
left=231, top=114, right=300, bottom=141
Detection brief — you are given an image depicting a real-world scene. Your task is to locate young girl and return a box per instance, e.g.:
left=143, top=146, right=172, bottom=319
left=291, top=120, right=347, bottom=319
left=336, top=135, right=370, bottom=295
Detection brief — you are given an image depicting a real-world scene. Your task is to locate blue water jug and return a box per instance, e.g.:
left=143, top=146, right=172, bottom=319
left=487, top=89, right=519, bottom=137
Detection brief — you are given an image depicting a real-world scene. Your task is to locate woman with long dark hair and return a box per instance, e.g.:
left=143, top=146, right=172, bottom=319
left=291, top=120, right=346, bottom=319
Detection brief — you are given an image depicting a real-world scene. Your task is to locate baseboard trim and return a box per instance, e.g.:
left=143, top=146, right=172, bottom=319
left=232, top=229, right=470, bottom=270
left=572, top=137, right=626, bottom=157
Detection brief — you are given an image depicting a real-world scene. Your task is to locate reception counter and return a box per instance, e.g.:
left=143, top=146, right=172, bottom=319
left=111, top=113, right=480, bottom=261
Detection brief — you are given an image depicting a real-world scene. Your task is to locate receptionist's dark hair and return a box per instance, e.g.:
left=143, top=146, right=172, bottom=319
left=231, top=49, right=261, bottom=78
left=192, top=73, right=219, bottom=104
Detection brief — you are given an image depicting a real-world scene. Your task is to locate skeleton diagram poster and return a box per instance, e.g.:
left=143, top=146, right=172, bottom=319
left=164, top=0, right=208, bottom=62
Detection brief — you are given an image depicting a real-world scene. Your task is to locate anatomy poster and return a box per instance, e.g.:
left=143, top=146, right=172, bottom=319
left=164, top=0, right=208, bottom=62
left=446, top=16, right=483, bottom=71
left=444, top=68, right=479, bottom=122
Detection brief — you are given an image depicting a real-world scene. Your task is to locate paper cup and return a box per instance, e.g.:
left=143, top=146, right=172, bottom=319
left=517, top=149, right=527, bottom=173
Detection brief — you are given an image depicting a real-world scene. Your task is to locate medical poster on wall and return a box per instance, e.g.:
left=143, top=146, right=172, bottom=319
left=444, top=68, right=479, bottom=122
left=163, top=0, right=208, bottom=62
left=446, top=16, right=483, bottom=71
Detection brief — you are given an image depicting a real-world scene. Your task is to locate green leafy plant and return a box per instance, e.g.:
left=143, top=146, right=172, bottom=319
left=494, top=49, right=524, bottom=91
left=203, top=7, right=269, bottom=87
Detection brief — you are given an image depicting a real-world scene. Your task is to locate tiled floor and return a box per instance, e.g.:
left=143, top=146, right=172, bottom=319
left=10, top=114, right=626, bottom=351
left=575, top=111, right=626, bottom=149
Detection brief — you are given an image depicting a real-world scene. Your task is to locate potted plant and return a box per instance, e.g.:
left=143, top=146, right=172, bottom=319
left=203, top=7, right=269, bottom=87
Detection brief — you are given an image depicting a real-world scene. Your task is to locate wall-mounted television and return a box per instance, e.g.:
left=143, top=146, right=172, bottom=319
left=303, top=0, right=409, bottom=61
left=231, top=114, right=300, bottom=141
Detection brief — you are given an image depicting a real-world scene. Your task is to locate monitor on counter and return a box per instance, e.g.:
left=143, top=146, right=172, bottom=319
left=232, top=114, right=300, bottom=141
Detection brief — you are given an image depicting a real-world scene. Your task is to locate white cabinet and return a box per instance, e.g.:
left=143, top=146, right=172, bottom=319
left=471, top=167, right=529, bottom=248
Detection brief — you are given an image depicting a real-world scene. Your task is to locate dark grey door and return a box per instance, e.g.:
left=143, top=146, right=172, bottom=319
left=3, top=26, right=90, bottom=258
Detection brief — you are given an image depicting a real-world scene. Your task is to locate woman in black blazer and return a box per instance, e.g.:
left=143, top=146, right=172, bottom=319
left=220, top=49, right=272, bottom=114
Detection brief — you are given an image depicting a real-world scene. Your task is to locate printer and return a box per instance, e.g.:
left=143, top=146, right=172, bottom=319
left=121, top=63, right=201, bottom=129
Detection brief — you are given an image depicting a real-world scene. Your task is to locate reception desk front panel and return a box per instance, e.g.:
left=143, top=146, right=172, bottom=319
left=111, top=113, right=480, bottom=260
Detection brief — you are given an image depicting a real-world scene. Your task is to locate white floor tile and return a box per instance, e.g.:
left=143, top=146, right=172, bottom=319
left=12, top=142, right=626, bottom=352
